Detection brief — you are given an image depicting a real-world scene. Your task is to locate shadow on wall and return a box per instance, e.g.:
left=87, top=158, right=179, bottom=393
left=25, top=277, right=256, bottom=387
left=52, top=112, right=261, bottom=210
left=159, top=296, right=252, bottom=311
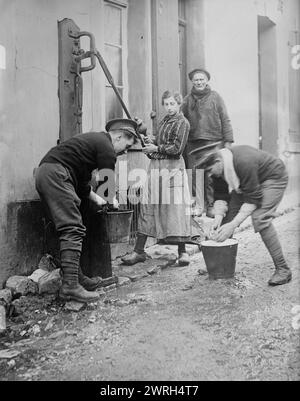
left=0, top=200, right=58, bottom=289
left=0, top=199, right=134, bottom=288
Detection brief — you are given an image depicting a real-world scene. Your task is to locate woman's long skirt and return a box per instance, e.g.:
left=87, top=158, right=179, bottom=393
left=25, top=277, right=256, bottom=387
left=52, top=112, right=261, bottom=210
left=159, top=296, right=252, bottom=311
left=138, top=156, right=191, bottom=243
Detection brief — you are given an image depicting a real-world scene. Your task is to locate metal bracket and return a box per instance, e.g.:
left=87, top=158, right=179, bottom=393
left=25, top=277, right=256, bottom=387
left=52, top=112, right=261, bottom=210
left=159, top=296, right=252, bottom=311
left=68, top=30, right=96, bottom=73
left=58, top=19, right=97, bottom=141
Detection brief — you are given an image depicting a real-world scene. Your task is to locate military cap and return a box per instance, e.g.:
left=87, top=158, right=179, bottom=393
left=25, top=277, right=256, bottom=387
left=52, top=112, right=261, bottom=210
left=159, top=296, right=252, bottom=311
left=188, top=68, right=211, bottom=81
left=105, top=118, right=138, bottom=137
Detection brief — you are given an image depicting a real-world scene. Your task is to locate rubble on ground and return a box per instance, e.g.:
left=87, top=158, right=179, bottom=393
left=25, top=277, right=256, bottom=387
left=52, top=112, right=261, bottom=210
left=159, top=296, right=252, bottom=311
left=37, top=269, right=62, bottom=295
left=0, top=289, right=12, bottom=305
left=5, top=276, right=37, bottom=297
left=0, top=242, right=200, bottom=375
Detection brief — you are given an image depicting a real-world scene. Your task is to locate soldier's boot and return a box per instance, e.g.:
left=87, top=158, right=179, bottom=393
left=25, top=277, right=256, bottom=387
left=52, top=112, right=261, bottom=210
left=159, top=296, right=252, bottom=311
left=268, top=266, right=292, bottom=286
left=59, top=250, right=100, bottom=303
left=260, top=224, right=292, bottom=287
left=78, top=266, right=102, bottom=291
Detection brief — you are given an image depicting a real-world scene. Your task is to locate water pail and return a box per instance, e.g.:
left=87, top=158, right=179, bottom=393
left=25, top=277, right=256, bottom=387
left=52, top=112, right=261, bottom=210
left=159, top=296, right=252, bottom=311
left=201, top=238, right=238, bottom=279
left=97, top=209, right=133, bottom=243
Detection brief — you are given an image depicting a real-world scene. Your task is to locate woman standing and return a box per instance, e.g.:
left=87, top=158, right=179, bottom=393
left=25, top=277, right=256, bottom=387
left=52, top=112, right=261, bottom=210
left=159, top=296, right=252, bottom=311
left=122, top=90, right=191, bottom=266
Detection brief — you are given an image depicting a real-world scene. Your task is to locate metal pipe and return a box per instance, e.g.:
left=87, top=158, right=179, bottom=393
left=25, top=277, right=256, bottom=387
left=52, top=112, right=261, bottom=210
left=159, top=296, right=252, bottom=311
left=94, top=49, right=146, bottom=148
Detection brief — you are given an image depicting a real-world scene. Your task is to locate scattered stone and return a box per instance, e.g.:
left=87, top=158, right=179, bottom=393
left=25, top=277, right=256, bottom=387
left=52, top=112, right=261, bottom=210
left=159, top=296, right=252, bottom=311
left=38, top=269, right=62, bottom=295
left=10, top=323, right=25, bottom=333
left=38, top=254, right=57, bottom=271
left=127, top=294, right=147, bottom=303
left=32, top=325, right=40, bottom=336
left=107, top=294, right=148, bottom=307
left=104, top=298, right=115, bottom=305
left=159, top=257, right=177, bottom=269
left=165, top=253, right=178, bottom=261
left=128, top=272, right=149, bottom=282
left=0, top=289, right=12, bottom=306
left=0, top=349, right=21, bottom=359
left=66, top=330, right=77, bottom=336
left=117, top=277, right=131, bottom=287
left=115, top=300, right=131, bottom=307
left=64, top=301, right=85, bottom=312
left=7, top=359, right=16, bottom=369
left=95, top=288, right=105, bottom=296
left=13, top=338, right=35, bottom=347
left=182, top=285, right=194, bottom=291
left=239, top=278, right=255, bottom=290
left=86, top=302, right=99, bottom=310
left=88, top=315, right=97, bottom=324
left=147, top=266, right=160, bottom=275
left=153, top=247, right=176, bottom=256
left=198, top=269, right=208, bottom=276
left=5, top=276, right=37, bottom=296
left=103, top=284, right=117, bottom=292
left=83, top=336, right=96, bottom=345
left=28, top=269, right=48, bottom=284
left=10, top=297, right=27, bottom=316
left=0, top=305, right=6, bottom=333
left=48, top=330, right=67, bottom=340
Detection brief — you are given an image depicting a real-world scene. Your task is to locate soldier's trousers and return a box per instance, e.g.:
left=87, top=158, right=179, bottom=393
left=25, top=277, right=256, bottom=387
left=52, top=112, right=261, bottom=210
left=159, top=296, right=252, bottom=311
left=35, top=163, right=86, bottom=253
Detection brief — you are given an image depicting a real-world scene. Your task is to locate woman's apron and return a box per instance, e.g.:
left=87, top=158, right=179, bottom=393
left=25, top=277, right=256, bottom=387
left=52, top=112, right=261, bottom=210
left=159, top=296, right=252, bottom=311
left=138, top=156, right=191, bottom=242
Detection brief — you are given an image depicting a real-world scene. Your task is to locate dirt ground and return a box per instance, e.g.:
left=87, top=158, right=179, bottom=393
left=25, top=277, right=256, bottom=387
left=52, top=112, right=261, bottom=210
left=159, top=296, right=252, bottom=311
left=0, top=208, right=299, bottom=381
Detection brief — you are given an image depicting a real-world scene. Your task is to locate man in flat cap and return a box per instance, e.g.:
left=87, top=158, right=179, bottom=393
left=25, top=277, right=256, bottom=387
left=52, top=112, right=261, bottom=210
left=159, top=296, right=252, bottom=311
left=35, top=119, right=137, bottom=303
left=181, top=68, right=234, bottom=217
left=196, top=145, right=292, bottom=287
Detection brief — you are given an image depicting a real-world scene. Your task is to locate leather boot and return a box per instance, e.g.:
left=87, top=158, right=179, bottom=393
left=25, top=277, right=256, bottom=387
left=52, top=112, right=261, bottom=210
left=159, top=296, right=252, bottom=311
left=260, top=224, right=292, bottom=287
left=121, top=251, right=147, bottom=266
left=78, top=267, right=103, bottom=291
left=59, top=250, right=100, bottom=303
left=178, top=252, right=190, bottom=266
left=268, top=267, right=292, bottom=286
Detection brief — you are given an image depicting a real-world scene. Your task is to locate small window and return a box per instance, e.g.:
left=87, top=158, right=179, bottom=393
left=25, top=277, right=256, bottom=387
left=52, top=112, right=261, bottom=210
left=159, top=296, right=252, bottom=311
left=178, top=0, right=187, bottom=96
left=104, top=0, right=128, bottom=121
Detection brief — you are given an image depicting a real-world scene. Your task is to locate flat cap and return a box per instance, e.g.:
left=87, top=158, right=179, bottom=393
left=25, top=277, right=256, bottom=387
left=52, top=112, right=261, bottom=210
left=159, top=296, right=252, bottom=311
left=188, top=68, right=211, bottom=81
left=189, top=141, right=222, bottom=157
left=194, top=151, right=221, bottom=170
left=105, top=118, right=138, bottom=137
left=190, top=141, right=222, bottom=169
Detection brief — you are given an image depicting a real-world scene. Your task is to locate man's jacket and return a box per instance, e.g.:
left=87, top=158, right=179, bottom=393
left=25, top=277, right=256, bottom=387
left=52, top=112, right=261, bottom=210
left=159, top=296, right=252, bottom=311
left=181, top=89, right=233, bottom=143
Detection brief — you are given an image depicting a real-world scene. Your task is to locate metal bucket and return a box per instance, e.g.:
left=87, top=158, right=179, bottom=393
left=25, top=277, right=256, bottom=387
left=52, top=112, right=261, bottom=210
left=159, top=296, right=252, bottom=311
left=97, top=209, right=133, bottom=243
left=201, top=238, right=238, bottom=279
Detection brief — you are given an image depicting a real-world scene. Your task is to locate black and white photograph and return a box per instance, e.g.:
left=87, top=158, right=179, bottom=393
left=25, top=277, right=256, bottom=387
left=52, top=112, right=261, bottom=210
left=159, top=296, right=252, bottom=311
left=0, top=0, right=299, bottom=383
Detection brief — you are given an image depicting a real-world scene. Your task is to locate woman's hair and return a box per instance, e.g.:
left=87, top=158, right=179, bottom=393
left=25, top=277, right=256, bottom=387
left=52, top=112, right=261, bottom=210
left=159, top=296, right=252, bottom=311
left=161, top=90, right=183, bottom=106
